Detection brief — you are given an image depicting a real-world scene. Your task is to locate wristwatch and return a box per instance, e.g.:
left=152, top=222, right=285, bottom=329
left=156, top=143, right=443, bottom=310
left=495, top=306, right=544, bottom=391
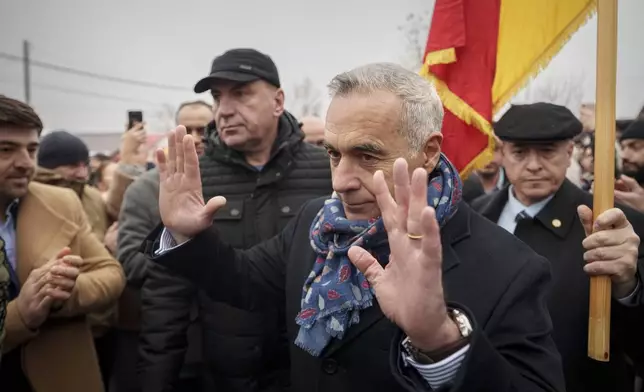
left=402, top=308, right=473, bottom=364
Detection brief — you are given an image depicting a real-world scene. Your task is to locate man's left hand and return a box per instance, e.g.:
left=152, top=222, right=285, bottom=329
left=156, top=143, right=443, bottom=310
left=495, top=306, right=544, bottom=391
left=46, top=253, right=82, bottom=311
left=104, top=222, right=119, bottom=255
left=578, top=206, right=640, bottom=298
left=348, top=158, right=461, bottom=352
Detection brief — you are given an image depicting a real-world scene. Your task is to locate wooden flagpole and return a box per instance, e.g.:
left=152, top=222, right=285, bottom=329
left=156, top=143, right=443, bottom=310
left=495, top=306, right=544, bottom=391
left=588, top=0, right=618, bottom=362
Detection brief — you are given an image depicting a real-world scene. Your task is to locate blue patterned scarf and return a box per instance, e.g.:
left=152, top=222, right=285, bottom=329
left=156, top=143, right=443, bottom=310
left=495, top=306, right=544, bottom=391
left=295, top=154, right=463, bottom=356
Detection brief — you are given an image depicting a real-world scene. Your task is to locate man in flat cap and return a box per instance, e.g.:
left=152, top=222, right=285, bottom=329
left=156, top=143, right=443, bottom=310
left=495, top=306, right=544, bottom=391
left=472, top=102, right=644, bottom=392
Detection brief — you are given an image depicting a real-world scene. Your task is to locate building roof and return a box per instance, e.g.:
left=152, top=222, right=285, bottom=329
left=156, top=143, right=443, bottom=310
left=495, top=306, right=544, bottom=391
left=70, top=132, right=167, bottom=155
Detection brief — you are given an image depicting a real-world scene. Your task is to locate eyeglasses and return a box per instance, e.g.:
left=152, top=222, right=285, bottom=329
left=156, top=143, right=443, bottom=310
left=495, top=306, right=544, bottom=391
left=185, top=126, right=206, bottom=135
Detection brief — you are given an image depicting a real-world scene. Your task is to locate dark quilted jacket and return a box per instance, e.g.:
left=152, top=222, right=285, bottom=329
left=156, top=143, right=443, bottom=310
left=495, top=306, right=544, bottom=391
left=139, top=111, right=332, bottom=392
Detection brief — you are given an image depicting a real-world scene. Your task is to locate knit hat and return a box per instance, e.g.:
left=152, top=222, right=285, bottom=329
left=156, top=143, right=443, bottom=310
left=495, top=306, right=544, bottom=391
left=620, top=120, right=644, bottom=142
left=38, top=130, right=90, bottom=169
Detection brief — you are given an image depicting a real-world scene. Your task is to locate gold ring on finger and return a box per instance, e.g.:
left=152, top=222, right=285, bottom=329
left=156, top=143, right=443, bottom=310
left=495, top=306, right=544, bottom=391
left=407, top=233, right=423, bottom=240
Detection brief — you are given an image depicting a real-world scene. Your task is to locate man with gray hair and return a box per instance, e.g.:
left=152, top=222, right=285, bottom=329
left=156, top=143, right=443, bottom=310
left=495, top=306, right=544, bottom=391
left=145, top=63, right=567, bottom=391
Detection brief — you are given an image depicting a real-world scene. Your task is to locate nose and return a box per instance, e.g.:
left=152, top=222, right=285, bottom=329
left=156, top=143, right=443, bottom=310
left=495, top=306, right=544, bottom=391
left=191, top=130, right=205, bottom=143
left=621, top=148, right=632, bottom=162
left=331, top=158, right=362, bottom=194
left=525, top=150, right=542, bottom=172
left=14, top=149, right=34, bottom=170
left=216, top=95, right=235, bottom=118
left=73, top=165, right=89, bottom=181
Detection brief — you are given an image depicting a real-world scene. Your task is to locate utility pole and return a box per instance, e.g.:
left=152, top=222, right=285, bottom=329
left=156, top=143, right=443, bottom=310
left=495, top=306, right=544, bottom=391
left=23, top=40, right=31, bottom=104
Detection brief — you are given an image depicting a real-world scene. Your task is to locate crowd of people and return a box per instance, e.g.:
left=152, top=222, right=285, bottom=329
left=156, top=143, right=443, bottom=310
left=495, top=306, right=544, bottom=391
left=0, top=47, right=643, bottom=392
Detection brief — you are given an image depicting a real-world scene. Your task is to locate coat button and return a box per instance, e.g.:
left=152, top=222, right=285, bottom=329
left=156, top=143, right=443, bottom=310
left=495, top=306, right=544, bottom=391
left=281, top=206, right=291, bottom=214
left=322, top=358, right=338, bottom=375
left=230, top=208, right=240, bottom=217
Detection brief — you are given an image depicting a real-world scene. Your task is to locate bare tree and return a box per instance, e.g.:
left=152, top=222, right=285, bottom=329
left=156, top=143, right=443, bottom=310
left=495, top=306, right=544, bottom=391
left=524, top=76, right=585, bottom=111
left=289, top=77, right=323, bottom=118
left=511, top=70, right=587, bottom=117
left=150, top=103, right=176, bottom=133
left=397, top=9, right=432, bottom=71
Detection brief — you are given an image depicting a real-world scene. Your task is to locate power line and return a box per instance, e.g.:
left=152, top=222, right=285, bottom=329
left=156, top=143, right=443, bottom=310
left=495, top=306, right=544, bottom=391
left=0, top=77, right=167, bottom=107
left=32, top=82, right=167, bottom=106
left=0, top=51, right=191, bottom=92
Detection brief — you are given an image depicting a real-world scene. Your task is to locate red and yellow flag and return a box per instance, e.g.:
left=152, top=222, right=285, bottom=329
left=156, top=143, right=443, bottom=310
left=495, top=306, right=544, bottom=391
left=422, top=0, right=596, bottom=177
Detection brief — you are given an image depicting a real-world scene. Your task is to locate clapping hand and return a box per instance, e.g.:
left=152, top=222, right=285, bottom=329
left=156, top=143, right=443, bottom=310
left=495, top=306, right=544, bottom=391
left=348, top=158, right=461, bottom=351
left=16, top=248, right=81, bottom=329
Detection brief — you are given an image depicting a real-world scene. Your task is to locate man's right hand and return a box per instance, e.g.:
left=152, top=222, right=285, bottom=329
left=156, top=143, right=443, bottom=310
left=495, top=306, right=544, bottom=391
left=16, top=248, right=79, bottom=330
left=121, top=122, right=148, bottom=166
left=156, top=126, right=226, bottom=244
left=614, top=175, right=644, bottom=213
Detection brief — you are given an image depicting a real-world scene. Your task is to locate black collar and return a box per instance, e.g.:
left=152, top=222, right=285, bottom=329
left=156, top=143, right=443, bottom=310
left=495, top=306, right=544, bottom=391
left=477, top=179, right=583, bottom=239
left=476, top=186, right=510, bottom=223
left=532, top=180, right=582, bottom=239
left=205, top=111, right=304, bottom=169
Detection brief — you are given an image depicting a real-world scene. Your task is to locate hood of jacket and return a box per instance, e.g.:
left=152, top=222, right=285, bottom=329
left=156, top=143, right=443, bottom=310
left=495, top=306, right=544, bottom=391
left=33, top=166, right=86, bottom=197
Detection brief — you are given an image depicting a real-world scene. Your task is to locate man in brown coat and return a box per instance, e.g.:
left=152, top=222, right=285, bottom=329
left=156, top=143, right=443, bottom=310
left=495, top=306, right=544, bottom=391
left=0, top=240, right=8, bottom=363
left=0, top=95, right=125, bottom=392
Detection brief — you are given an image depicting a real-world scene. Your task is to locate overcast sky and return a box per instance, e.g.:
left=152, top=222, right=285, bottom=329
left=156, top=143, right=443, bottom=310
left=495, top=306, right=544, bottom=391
left=1, top=0, right=643, bottom=133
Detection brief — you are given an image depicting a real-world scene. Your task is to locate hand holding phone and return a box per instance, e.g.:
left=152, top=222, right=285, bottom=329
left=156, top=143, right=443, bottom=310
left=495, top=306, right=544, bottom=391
left=127, top=110, right=144, bottom=131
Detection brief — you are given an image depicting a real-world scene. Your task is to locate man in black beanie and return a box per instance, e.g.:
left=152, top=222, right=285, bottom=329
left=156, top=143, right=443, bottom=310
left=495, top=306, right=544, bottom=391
left=614, top=120, right=644, bottom=213
left=34, top=130, right=113, bottom=241
left=34, top=130, right=120, bottom=388
left=619, top=120, right=644, bottom=185
left=38, top=130, right=91, bottom=182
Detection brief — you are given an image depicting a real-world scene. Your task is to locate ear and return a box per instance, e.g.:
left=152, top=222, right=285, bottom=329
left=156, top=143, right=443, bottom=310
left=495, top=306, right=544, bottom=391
left=499, top=141, right=513, bottom=168
left=499, top=141, right=506, bottom=157
left=495, top=138, right=503, bottom=152
left=421, top=132, right=443, bottom=171
left=565, top=140, right=574, bottom=159
left=565, top=140, right=574, bottom=168
left=273, top=88, right=285, bottom=117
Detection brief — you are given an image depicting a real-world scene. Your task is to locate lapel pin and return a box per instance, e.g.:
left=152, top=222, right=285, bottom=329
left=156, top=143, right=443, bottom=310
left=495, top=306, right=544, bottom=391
left=552, top=219, right=562, bottom=228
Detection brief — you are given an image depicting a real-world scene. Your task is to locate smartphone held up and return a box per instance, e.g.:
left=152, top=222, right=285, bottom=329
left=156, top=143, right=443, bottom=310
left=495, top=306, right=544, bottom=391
left=127, top=110, right=143, bottom=131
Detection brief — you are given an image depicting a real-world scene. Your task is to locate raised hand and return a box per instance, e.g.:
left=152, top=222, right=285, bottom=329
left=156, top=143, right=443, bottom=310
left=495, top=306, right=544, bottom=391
left=348, top=158, right=461, bottom=351
left=120, top=122, right=148, bottom=166
left=156, top=126, right=226, bottom=242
